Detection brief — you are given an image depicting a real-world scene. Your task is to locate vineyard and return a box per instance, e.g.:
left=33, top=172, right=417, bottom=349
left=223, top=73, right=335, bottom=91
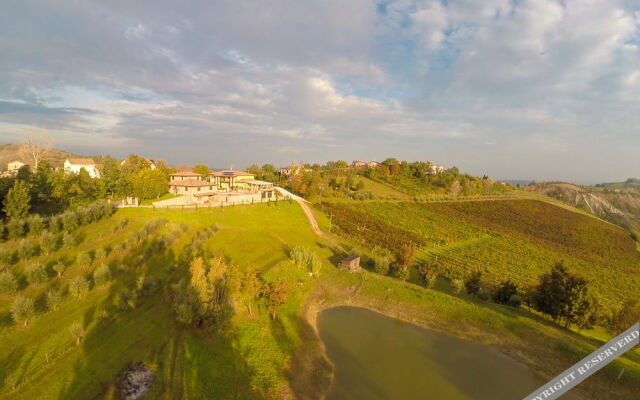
left=317, top=199, right=640, bottom=310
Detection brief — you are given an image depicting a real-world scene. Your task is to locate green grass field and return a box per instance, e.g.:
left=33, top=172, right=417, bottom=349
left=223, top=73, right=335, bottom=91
left=0, top=199, right=638, bottom=399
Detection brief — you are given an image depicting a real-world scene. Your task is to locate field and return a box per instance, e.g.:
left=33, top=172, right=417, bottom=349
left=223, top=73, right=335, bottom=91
left=0, top=199, right=638, bottom=399
left=319, top=199, right=640, bottom=310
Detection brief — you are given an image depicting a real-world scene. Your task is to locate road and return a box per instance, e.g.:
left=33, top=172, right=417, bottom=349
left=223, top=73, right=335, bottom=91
left=274, top=187, right=324, bottom=237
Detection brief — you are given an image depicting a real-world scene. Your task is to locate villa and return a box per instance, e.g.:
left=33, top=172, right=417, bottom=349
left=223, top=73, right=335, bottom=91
left=64, top=158, right=101, bottom=179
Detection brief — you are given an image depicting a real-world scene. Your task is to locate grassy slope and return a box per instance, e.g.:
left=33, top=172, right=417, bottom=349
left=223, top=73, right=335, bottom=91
left=326, top=199, right=640, bottom=310
left=0, top=199, right=638, bottom=399
left=0, top=144, right=83, bottom=169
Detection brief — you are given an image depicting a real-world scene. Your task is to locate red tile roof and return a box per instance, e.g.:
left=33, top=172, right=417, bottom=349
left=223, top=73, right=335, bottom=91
left=170, top=171, right=203, bottom=177
left=169, top=179, right=213, bottom=187
left=210, top=169, right=254, bottom=177
left=67, top=158, right=96, bottom=165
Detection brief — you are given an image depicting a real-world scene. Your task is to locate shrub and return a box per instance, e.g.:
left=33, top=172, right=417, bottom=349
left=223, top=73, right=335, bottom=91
left=68, top=276, right=90, bottom=299
left=289, top=246, right=323, bottom=275
left=53, top=261, right=66, bottom=277
left=393, top=264, right=411, bottom=281
left=40, top=231, right=57, bottom=255
left=508, top=294, right=523, bottom=308
left=62, top=212, right=79, bottom=232
left=93, top=264, right=111, bottom=286
left=25, top=262, right=47, bottom=284
left=493, top=280, right=519, bottom=305
left=76, top=252, right=92, bottom=269
left=0, top=248, right=13, bottom=264
left=465, top=270, right=483, bottom=295
left=11, top=295, right=35, bottom=326
left=46, top=289, right=64, bottom=311
left=374, top=256, right=390, bottom=275
left=63, top=232, right=76, bottom=247
left=94, top=247, right=107, bottom=263
left=451, top=278, right=464, bottom=294
left=70, top=322, right=85, bottom=345
left=27, top=215, right=45, bottom=235
left=48, top=215, right=63, bottom=234
left=17, top=239, right=36, bottom=259
left=418, top=263, right=439, bottom=288
left=7, top=219, right=25, bottom=240
left=0, top=270, right=18, bottom=294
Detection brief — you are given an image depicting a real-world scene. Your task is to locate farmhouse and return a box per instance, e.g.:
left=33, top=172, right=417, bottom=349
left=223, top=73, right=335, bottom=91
left=352, top=160, right=380, bottom=169
left=279, top=162, right=308, bottom=178
left=168, top=171, right=215, bottom=201
left=1, top=161, right=27, bottom=177
left=428, top=164, right=444, bottom=174
left=64, top=158, right=101, bottom=179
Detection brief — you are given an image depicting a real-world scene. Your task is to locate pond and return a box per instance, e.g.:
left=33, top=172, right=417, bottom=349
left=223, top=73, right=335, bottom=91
left=317, top=306, right=553, bottom=400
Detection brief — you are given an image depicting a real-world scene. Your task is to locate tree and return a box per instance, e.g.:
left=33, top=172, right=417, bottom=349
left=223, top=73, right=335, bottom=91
left=193, top=164, right=211, bottom=176
left=0, top=270, right=18, bottom=294
left=605, top=299, right=640, bottom=336
left=396, top=242, right=416, bottom=269
left=46, top=289, right=63, bottom=311
left=133, top=168, right=169, bottom=199
left=464, top=270, right=483, bottom=295
left=374, top=256, right=390, bottom=275
left=17, top=239, right=36, bottom=259
left=63, top=232, right=76, bottom=247
left=40, top=231, right=57, bottom=255
left=11, top=295, right=35, bottom=326
left=25, top=262, right=47, bottom=284
left=26, top=215, right=44, bottom=235
left=19, top=128, right=54, bottom=170
left=262, top=280, right=288, bottom=320
left=241, top=266, right=262, bottom=316
left=418, top=262, right=439, bottom=288
left=70, top=322, right=85, bottom=345
left=68, top=276, right=90, bottom=299
left=493, top=280, right=519, bottom=305
left=450, top=278, right=464, bottom=294
left=94, top=247, right=107, bottom=263
left=93, top=264, right=111, bottom=286
left=3, top=179, right=30, bottom=220
left=76, top=253, right=92, bottom=269
left=53, top=261, right=66, bottom=277
left=6, top=218, right=25, bottom=240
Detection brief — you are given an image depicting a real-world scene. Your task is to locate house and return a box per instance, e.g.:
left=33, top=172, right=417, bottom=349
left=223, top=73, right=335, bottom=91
left=428, top=164, right=444, bottom=175
left=168, top=171, right=216, bottom=202
left=351, top=160, right=367, bottom=169
left=339, top=255, right=360, bottom=272
left=7, top=161, right=25, bottom=171
left=64, top=158, right=101, bottom=179
left=366, top=161, right=380, bottom=168
left=279, top=162, right=307, bottom=178
left=209, top=169, right=255, bottom=191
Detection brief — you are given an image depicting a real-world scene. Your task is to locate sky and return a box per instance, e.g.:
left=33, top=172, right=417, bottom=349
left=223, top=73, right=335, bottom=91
left=0, top=0, right=639, bottom=184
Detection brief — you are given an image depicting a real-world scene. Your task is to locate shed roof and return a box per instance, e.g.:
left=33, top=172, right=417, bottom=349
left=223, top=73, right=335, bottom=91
left=341, top=255, right=360, bottom=262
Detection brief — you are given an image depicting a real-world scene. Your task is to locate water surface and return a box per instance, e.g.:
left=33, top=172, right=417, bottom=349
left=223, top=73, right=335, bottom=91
left=317, top=306, right=543, bottom=400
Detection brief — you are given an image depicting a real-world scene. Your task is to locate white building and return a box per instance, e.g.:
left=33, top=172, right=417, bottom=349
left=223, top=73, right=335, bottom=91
left=428, top=164, right=444, bottom=174
left=64, top=158, right=101, bottom=179
left=7, top=161, right=25, bottom=171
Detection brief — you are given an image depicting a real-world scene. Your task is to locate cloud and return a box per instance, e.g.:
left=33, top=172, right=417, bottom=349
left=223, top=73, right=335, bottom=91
left=0, top=0, right=638, bottom=182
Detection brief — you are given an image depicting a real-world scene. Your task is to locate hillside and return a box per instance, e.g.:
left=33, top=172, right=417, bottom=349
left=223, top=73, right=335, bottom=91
left=525, top=181, right=640, bottom=233
left=0, top=144, right=84, bottom=170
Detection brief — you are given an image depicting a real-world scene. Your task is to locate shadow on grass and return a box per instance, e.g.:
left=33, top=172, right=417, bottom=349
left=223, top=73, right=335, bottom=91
left=57, top=231, right=265, bottom=399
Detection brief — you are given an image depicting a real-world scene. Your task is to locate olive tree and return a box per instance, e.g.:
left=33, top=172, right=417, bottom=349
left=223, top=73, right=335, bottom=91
left=46, top=289, right=64, bottom=311
left=11, top=295, right=35, bottom=326
left=40, top=231, right=57, bottom=255
left=0, top=270, right=18, bottom=294
left=25, top=262, right=48, bottom=284
left=68, top=276, right=90, bottom=299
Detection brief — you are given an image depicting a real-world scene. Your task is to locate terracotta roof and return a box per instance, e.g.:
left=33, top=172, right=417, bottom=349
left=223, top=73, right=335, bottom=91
left=342, top=255, right=360, bottom=262
left=210, top=169, right=254, bottom=177
left=193, top=191, right=218, bottom=197
left=67, top=158, right=95, bottom=165
left=169, top=179, right=213, bottom=187
left=170, top=171, right=203, bottom=177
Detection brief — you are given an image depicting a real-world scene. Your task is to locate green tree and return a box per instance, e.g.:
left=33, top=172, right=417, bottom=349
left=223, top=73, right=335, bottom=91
left=93, top=264, right=111, bottom=286
left=26, top=214, right=44, bottom=235
left=68, top=276, right=90, bottom=299
left=76, top=252, right=92, bottom=269
left=493, top=280, right=519, bottom=305
left=6, top=219, right=25, bottom=240
left=374, top=256, right=390, bottom=275
left=464, top=270, right=483, bottom=295
left=40, top=231, right=57, bottom=255
left=3, top=179, right=31, bottom=219
left=70, top=322, right=85, bottom=345
left=53, top=261, right=66, bottom=277
left=418, top=262, right=439, bottom=288
left=25, top=262, right=47, bottom=284
left=241, top=266, right=262, bottom=316
left=11, top=295, right=35, bottom=326
left=133, top=168, right=169, bottom=199
left=46, top=289, right=63, bottom=311
left=0, top=270, right=18, bottom=294
left=193, top=164, right=211, bottom=176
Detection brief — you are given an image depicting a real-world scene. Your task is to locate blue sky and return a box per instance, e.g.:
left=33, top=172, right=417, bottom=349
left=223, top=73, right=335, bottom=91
left=0, top=0, right=639, bottom=183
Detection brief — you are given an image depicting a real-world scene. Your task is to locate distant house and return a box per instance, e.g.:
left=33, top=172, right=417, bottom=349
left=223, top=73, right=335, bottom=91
left=169, top=171, right=204, bottom=181
left=7, top=161, right=25, bottom=171
left=428, top=164, right=444, bottom=175
left=339, top=255, right=360, bottom=271
left=352, top=160, right=367, bottom=169
left=366, top=161, right=380, bottom=168
left=280, top=162, right=307, bottom=178
left=64, top=158, right=101, bottom=179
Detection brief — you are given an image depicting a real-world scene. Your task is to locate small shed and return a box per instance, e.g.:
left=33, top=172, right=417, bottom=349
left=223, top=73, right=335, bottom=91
left=339, top=255, right=360, bottom=271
